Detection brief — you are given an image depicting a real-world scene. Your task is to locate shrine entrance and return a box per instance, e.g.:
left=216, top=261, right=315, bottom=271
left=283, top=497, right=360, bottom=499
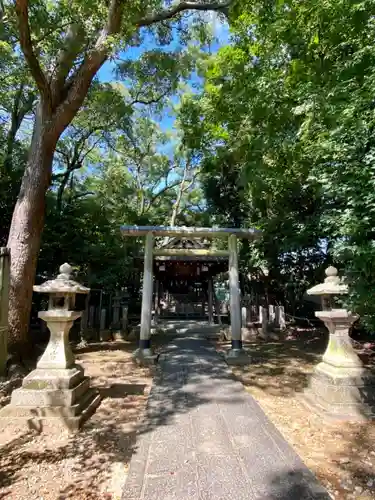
left=121, top=225, right=260, bottom=365
left=152, top=236, right=228, bottom=322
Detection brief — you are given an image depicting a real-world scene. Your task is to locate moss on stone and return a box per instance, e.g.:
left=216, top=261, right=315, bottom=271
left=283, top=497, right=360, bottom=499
left=23, top=380, right=50, bottom=390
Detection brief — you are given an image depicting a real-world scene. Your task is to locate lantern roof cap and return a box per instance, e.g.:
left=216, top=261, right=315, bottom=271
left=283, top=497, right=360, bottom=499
left=33, top=263, right=90, bottom=295
left=306, top=266, right=348, bottom=296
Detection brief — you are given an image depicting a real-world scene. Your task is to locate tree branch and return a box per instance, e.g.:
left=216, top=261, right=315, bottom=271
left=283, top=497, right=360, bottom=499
left=137, top=1, right=231, bottom=27
left=15, top=0, right=52, bottom=114
left=4, top=83, right=25, bottom=173
left=130, top=94, right=168, bottom=107
left=71, top=191, right=95, bottom=200
left=170, top=162, right=189, bottom=225
left=55, top=147, right=71, bottom=163
left=130, top=87, right=171, bottom=106
left=183, top=166, right=199, bottom=192
left=54, top=0, right=124, bottom=133
left=149, top=165, right=175, bottom=194
left=51, top=23, right=85, bottom=106
left=150, top=180, right=182, bottom=205
left=34, top=21, right=74, bottom=46
left=79, top=135, right=102, bottom=162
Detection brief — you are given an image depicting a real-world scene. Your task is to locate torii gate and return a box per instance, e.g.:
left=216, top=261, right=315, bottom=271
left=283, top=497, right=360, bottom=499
left=121, top=226, right=261, bottom=364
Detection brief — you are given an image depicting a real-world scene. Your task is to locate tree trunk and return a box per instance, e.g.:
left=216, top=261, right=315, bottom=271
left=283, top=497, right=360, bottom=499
left=6, top=106, right=57, bottom=354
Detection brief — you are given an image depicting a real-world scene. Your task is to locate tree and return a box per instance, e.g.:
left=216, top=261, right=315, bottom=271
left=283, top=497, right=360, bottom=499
left=180, top=0, right=375, bottom=327
left=0, top=8, right=36, bottom=244
left=89, top=113, right=205, bottom=226
left=4, top=0, right=229, bottom=352
left=37, top=115, right=205, bottom=293
left=53, top=81, right=133, bottom=213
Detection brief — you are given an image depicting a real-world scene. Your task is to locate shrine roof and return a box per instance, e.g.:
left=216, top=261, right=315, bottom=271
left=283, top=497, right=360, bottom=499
left=154, top=255, right=228, bottom=262
left=159, top=236, right=208, bottom=249
left=135, top=236, right=228, bottom=262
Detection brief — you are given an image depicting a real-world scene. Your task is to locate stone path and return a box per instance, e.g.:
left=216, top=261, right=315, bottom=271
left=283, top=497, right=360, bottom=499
left=122, top=336, right=330, bottom=500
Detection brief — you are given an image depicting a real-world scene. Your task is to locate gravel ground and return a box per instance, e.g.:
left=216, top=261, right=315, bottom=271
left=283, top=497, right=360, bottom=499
left=216, top=330, right=375, bottom=500
left=0, top=340, right=160, bottom=500
left=1, top=331, right=373, bottom=500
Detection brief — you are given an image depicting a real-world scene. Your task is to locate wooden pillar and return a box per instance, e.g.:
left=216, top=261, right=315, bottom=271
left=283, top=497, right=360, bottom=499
left=159, top=281, right=164, bottom=317
left=140, top=232, right=154, bottom=350
left=155, top=279, right=161, bottom=316
left=201, top=288, right=206, bottom=317
left=228, top=234, right=242, bottom=350
left=0, top=249, right=10, bottom=376
left=208, top=278, right=214, bottom=324
left=154, top=279, right=159, bottom=323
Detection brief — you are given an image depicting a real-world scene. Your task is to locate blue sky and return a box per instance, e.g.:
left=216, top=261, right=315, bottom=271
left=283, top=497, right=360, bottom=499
left=97, top=20, right=230, bottom=134
left=55, top=18, right=231, bottom=187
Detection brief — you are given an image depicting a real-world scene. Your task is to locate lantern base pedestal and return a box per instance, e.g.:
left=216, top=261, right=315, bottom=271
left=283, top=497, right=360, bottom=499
left=303, top=361, right=375, bottom=421
left=0, top=364, right=101, bottom=431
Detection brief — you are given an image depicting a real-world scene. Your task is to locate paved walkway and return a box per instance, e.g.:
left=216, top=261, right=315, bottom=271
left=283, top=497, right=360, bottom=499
left=122, top=336, right=330, bottom=500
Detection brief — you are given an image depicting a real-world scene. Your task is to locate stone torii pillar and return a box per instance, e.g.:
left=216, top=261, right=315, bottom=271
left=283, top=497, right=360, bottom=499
left=229, top=234, right=241, bottom=346
left=225, top=234, right=251, bottom=365
left=120, top=225, right=261, bottom=366
left=133, top=231, right=157, bottom=365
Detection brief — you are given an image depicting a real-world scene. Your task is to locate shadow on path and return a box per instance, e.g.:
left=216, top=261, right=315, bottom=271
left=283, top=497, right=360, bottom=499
left=122, top=335, right=330, bottom=500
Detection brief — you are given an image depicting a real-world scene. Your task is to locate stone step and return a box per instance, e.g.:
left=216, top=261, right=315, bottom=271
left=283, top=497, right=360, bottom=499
left=0, top=387, right=101, bottom=432
left=21, top=365, right=85, bottom=390
left=78, top=389, right=102, bottom=428
left=303, top=387, right=375, bottom=422
left=11, top=377, right=90, bottom=407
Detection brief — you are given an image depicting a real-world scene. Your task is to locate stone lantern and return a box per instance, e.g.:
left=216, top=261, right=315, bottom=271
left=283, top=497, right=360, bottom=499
left=304, top=266, right=374, bottom=420
left=0, top=263, right=101, bottom=431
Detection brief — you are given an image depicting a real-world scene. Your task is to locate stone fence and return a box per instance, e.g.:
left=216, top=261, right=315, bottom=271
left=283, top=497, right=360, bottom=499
left=241, top=303, right=286, bottom=330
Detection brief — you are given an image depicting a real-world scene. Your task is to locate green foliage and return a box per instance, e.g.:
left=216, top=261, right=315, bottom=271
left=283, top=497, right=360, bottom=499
left=180, top=0, right=375, bottom=328
left=37, top=100, right=206, bottom=289
left=38, top=192, right=137, bottom=290
left=0, top=129, right=27, bottom=245
left=1, top=0, right=217, bottom=294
